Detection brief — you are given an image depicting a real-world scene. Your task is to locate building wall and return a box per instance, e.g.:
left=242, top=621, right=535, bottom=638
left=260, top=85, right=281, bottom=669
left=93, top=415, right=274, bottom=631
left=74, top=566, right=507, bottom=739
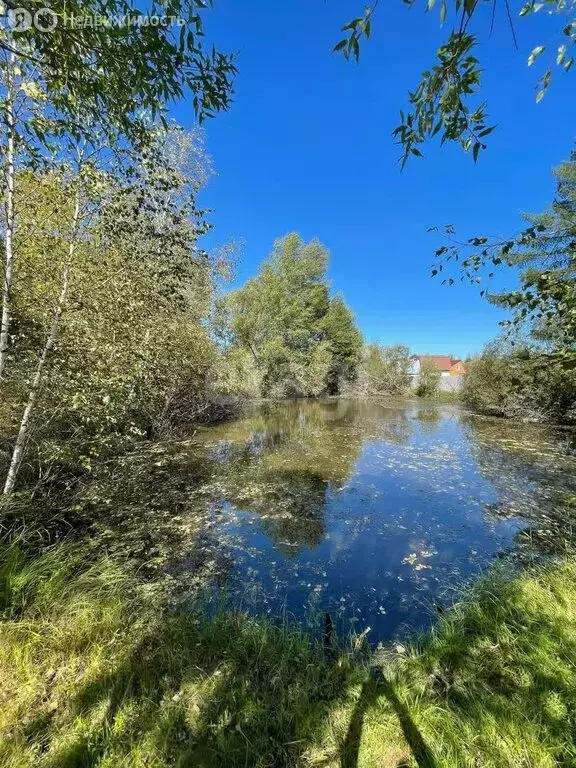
left=438, top=375, right=465, bottom=392
left=409, top=374, right=466, bottom=392
left=450, top=361, right=466, bottom=376
left=409, top=358, right=421, bottom=376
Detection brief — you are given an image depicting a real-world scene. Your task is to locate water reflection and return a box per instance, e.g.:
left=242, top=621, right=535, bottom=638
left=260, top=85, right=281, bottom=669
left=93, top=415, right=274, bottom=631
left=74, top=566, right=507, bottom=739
left=77, top=399, right=576, bottom=641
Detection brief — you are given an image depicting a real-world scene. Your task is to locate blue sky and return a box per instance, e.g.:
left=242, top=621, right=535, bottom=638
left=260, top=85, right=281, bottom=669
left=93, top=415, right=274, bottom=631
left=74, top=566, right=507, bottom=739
left=172, top=0, right=576, bottom=359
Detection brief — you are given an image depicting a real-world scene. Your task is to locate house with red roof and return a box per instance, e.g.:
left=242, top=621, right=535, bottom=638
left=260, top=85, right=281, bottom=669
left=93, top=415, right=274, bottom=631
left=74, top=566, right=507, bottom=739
left=410, top=355, right=468, bottom=378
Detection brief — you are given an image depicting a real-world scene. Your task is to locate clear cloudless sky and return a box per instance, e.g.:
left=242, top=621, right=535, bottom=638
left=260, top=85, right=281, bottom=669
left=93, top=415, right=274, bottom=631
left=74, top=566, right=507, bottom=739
left=171, top=0, right=576, bottom=359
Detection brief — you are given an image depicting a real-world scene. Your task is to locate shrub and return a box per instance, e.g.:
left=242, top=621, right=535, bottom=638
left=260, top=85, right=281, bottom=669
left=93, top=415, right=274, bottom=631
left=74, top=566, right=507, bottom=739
left=462, top=343, right=576, bottom=423
left=415, top=360, right=440, bottom=398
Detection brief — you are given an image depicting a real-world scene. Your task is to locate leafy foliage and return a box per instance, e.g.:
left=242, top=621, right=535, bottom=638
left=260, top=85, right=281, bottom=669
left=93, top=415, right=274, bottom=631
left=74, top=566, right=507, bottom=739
left=415, top=359, right=441, bottom=398
left=433, top=151, right=576, bottom=366
left=4, top=0, right=236, bottom=147
left=323, top=296, right=364, bottom=394
left=462, top=339, right=576, bottom=422
left=392, top=33, right=493, bottom=168
left=219, top=234, right=363, bottom=398
left=0, top=127, right=226, bottom=486
left=0, top=1, right=236, bottom=493
left=354, top=343, right=413, bottom=396
left=335, top=0, right=576, bottom=163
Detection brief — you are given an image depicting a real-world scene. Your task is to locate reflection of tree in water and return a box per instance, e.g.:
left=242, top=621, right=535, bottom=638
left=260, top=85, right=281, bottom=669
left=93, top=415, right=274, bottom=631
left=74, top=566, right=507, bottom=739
left=255, top=471, right=327, bottom=555
left=195, top=399, right=414, bottom=556
left=72, top=399, right=417, bottom=585
left=322, top=398, right=414, bottom=445
left=213, top=399, right=414, bottom=450
left=208, top=401, right=368, bottom=554
left=205, top=399, right=328, bottom=455
left=232, top=401, right=414, bottom=553
left=72, top=401, right=363, bottom=574
left=414, top=408, right=442, bottom=435
left=462, top=414, right=576, bottom=554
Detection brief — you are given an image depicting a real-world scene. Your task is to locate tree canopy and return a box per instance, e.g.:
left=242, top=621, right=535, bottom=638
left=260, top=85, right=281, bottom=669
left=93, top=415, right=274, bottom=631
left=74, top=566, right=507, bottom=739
left=220, top=233, right=363, bottom=398
left=2, top=0, right=236, bottom=145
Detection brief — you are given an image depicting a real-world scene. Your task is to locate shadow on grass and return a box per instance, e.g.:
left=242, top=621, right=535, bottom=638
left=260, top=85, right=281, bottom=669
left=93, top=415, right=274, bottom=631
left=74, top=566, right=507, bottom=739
left=6, top=545, right=576, bottom=767
left=22, top=609, right=357, bottom=768
left=340, top=668, right=436, bottom=768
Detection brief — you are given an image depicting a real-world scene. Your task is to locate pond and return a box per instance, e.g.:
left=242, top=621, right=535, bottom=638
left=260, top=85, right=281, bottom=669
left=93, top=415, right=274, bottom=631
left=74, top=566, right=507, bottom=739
left=82, top=399, right=576, bottom=643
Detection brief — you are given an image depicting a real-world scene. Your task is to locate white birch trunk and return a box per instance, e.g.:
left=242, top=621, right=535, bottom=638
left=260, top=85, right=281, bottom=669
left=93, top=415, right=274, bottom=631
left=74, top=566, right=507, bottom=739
left=3, top=191, right=80, bottom=495
left=0, top=51, right=17, bottom=379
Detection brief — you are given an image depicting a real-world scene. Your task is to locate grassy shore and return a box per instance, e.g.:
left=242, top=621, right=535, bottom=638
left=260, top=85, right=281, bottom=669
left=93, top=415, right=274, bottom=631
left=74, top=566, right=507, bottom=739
left=1, top=541, right=576, bottom=767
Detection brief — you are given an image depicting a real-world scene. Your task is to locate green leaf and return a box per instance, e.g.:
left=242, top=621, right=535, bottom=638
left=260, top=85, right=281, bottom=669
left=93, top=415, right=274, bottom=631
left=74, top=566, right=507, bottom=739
left=528, top=45, right=545, bottom=66
left=477, top=125, right=495, bottom=138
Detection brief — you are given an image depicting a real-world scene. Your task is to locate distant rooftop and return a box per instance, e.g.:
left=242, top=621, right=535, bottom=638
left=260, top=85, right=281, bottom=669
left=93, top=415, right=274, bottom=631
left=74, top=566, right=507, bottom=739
left=415, top=355, right=460, bottom=372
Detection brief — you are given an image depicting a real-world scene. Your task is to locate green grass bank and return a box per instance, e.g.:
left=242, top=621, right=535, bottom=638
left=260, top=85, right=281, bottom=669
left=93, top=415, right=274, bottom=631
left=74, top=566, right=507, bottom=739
left=1, top=541, right=576, bottom=767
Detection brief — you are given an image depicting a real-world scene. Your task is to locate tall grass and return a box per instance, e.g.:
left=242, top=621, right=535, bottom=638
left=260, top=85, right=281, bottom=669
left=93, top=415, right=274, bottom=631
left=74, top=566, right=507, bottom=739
left=2, top=540, right=576, bottom=767
left=0, top=539, right=362, bottom=767
left=359, top=557, right=576, bottom=767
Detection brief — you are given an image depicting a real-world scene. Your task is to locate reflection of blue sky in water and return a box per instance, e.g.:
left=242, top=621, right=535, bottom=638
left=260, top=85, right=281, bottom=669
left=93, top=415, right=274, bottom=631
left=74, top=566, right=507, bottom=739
left=188, top=401, right=576, bottom=642
left=84, top=399, right=576, bottom=643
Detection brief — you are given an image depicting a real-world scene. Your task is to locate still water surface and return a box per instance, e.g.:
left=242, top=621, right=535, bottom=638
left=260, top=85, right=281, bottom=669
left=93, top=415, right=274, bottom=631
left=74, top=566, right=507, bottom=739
left=86, top=399, right=576, bottom=642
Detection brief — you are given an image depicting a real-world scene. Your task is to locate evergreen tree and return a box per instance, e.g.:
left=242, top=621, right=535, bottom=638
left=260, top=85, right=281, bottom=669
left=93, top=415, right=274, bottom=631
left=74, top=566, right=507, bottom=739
left=323, top=296, right=363, bottom=394
left=489, top=155, right=576, bottom=357
left=436, top=152, right=576, bottom=365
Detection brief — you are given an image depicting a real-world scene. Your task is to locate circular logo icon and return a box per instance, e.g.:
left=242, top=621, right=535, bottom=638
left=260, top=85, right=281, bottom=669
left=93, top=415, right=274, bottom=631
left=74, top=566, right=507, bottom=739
left=34, top=7, right=57, bottom=31
left=8, top=7, right=32, bottom=30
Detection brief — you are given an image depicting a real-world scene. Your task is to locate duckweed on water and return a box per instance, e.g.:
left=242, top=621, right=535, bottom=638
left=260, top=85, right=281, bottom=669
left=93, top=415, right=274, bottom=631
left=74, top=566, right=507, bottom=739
left=70, top=399, right=576, bottom=641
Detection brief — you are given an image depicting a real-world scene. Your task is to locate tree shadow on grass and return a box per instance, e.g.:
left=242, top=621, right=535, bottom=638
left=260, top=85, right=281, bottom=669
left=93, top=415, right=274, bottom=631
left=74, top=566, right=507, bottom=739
left=29, top=609, right=357, bottom=768
left=380, top=569, right=576, bottom=767
left=12, top=574, right=576, bottom=768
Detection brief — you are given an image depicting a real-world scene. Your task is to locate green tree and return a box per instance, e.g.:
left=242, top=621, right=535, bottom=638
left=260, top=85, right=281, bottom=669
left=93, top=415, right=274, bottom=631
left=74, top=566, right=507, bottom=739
left=296, top=339, right=333, bottom=397
left=2, top=1, right=235, bottom=140
left=323, top=296, right=363, bottom=394
left=1, top=126, right=222, bottom=491
left=462, top=339, right=576, bottom=422
left=0, top=2, right=235, bottom=382
left=227, top=233, right=334, bottom=397
left=356, top=343, right=413, bottom=396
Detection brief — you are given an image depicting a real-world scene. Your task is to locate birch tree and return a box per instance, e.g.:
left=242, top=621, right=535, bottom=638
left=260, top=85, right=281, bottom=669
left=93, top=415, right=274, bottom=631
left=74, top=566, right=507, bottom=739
left=0, top=0, right=234, bottom=381
left=0, top=51, right=16, bottom=379
left=3, top=187, right=80, bottom=493
left=2, top=140, right=95, bottom=494
left=1, top=125, right=221, bottom=490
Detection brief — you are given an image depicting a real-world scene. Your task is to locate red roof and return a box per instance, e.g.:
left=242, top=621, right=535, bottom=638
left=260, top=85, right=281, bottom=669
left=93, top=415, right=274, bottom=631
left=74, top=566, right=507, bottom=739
left=417, top=355, right=453, bottom=372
